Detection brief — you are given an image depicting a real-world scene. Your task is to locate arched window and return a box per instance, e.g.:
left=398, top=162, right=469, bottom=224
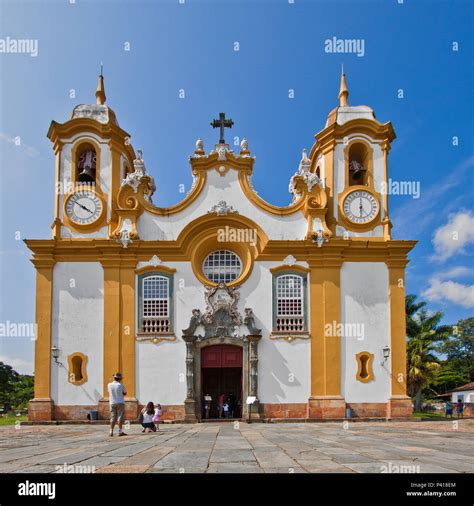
left=273, top=273, right=307, bottom=332
left=138, top=273, right=173, bottom=335
left=202, top=250, right=242, bottom=284
left=76, top=145, right=97, bottom=184
left=348, top=143, right=370, bottom=186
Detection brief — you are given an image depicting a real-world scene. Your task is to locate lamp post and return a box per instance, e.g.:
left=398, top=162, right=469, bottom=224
left=51, top=345, right=60, bottom=364
left=382, top=345, right=390, bottom=365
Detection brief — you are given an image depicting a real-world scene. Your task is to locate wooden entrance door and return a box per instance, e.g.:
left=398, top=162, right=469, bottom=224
left=201, top=345, right=243, bottom=419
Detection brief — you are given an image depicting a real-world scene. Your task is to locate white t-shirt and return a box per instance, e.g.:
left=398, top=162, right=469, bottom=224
left=108, top=381, right=126, bottom=405
left=142, top=410, right=154, bottom=423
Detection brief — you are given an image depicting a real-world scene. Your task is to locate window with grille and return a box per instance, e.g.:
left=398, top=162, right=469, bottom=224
left=138, top=273, right=173, bottom=334
left=274, top=273, right=306, bottom=332
left=202, top=250, right=242, bottom=284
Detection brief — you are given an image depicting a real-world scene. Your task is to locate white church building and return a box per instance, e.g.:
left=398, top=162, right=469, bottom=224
left=26, top=70, right=415, bottom=422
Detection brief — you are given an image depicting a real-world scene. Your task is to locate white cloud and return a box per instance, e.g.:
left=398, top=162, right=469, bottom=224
left=422, top=278, right=474, bottom=309
left=436, top=266, right=474, bottom=280
left=432, top=211, right=474, bottom=261
left=0, top=132, right=39, bottom=158
left=391, top=156, right=474, bottom=238
left=0, top=354, right=34, bottom=375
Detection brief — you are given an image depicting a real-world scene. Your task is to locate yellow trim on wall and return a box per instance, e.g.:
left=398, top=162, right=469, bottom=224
left=269, top=264, right=310, bottom=274
left=337, top=185, right=382, bottom=232
left=102, top=260, right=121, bottom=397
left=308, top=262, right=342, bottom=397
left=387, top=261, right=408, bottom=397
left=135, top=265, right=177, bottom=275
left=67, top=352, right=88, bottom=385
left=238, top=170, right=304, bottom=216
left=70, top=138, right=103, bottom=191
left=355, top=351, right=375, bottom=383
left=120, top=260, right=136, bottom=398
left=343, top=138, right=374, bottom=190
left=32, top=259, right=54, bottom=399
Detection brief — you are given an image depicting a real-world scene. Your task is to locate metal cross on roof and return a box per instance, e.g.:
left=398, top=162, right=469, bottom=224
left=211, top=112, right=234, bottom=144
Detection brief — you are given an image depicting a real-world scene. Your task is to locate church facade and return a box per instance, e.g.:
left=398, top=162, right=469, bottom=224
left=26, top=71, right=415, bottom=422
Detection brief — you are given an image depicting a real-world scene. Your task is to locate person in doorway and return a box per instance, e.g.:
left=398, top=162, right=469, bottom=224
left=204, top=394, right=212, bottom=419
left=445, top=400, right=453, bottom=418
left=218, top=393, right=225, bottom=418
left=456, top=399, right=464, bottom=418
left=153, top=403, right=162, bottom=430
left=223, top=401, right=230, bottom=419
left=140, top=402, right=156, bottom=433
left=108, top=372, right=127, bottom=437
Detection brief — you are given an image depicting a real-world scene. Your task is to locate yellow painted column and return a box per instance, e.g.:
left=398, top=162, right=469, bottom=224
left=29, top=257, right=55, bottom=421
left=101, top=257, right=121, bottom=397
left=32, top=259, right=54, bottom=399
left=308, top=258, right=345, bottom=418
left=387, top=259, right=412, bottom=417
left=120, top=259, right=136, bottom=398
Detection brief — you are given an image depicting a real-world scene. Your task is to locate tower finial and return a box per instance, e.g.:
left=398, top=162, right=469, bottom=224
left=95, top=65, right=106, bottom=105
left=338, top=64, right=349, bottom=107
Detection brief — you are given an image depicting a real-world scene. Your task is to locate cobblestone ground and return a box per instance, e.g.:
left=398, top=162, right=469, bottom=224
left=0, top=420, right=473, bottom=474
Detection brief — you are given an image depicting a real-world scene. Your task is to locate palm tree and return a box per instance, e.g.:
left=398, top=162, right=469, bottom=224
left=405, top=297, right=451, bottom=411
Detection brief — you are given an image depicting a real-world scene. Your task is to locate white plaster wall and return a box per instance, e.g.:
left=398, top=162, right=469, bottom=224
left=452, top=390, right=474, bottom=403
left=340, top=262, right=391, bottom=403
left=134, top=260, right=311, bottom=405
left=136, top=340, right=186, bottom=405
left=51, top=262, right=104, bottom=406
left=137, top=169, right=308, bottom=241
left=240, top=262, right=311, bottom=403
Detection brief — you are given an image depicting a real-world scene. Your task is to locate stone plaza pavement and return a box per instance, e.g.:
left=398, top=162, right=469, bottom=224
left=0, top=420, right=473, bottom=474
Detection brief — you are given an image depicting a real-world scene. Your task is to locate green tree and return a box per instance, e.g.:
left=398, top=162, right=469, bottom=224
left=0, top=362, right=19, bottom=406
left=405, top=297, right=451, bottom=411
left=0, top=362, right=34, bottom=410
left=433, top=317, right=474, bottom=393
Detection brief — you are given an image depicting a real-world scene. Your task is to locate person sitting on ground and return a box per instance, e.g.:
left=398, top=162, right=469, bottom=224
left=153, top=403, right=162, bottom=431
left=140, top=402, right=156, bottom=433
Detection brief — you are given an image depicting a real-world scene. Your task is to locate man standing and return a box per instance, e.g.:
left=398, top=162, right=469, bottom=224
left=108, top=372, right=127, bottom=437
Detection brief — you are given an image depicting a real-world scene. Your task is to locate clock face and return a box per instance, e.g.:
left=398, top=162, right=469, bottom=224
left=343, top=190, right=379, bottom=224
left=65, top=191, right=103, bottom=226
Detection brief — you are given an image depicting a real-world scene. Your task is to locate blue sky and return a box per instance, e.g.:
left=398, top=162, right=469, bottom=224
left=0, top=0, right=472, bottom=374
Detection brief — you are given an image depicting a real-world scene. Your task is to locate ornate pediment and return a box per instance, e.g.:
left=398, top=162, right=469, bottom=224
left=182, top=283, right=261, bottom=340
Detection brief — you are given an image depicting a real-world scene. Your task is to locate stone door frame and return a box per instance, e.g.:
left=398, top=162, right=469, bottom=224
left=183, top=335, right=261, bottom=421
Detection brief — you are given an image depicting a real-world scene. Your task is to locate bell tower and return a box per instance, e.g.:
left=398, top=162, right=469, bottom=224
left=47, top=73, right=136, bottom=239
left=309, top=67, right=395, bottom=240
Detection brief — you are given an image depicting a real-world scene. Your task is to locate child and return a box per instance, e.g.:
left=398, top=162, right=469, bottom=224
left=456, top=399, right=464, bottom=418
left=140, top=402, right=156, bottom=433
left=445, top=400, right=453, bottom=418
left=153, top=403, right=162, bottom=431
left=223, top=402, right=230, bottom=419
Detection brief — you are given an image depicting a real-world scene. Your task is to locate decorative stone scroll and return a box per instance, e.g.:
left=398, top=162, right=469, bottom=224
left=181, top=284, right=262, bottom=421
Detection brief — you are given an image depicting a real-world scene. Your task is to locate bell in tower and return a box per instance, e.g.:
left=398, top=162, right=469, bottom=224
left=77, top=149, right=97, bottom=184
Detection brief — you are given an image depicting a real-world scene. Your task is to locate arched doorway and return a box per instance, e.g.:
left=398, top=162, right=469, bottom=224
left=201, top=345, right=243, bottom=419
